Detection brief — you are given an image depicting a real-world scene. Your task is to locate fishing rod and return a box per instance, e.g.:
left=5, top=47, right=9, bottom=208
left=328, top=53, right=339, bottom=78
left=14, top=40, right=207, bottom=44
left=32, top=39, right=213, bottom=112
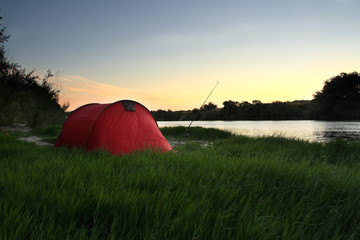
left=184, top=81, right=219, bottom=136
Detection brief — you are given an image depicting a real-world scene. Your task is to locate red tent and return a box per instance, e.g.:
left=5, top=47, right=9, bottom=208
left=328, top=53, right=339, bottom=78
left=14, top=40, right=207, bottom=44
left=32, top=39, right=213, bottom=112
left=54, top=100, right=172, bottom=155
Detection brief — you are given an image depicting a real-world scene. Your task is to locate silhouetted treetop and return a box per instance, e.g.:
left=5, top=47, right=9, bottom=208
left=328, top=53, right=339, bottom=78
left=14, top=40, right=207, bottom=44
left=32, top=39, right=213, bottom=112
left=313, top=72, right=360, bottom=120
left=201, top=102, right=217, bottom=111
left=0, top=16, right=10, bottom=45
left=0, top=15, right=68, bottom=127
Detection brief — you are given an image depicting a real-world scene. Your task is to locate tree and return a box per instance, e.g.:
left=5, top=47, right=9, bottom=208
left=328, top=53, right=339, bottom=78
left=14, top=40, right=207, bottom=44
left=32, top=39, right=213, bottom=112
left=0, top=16, right=9, bottom=46
left=252, top=100, right=262, bottom=105
left=221, top=100, right=240, bottom=120
left=0, top=16, right=68, bottom=127
left=0, top=15, right=11, bottom=79
left=222, top=100, right=239, bottom=114
left=313, top=72, right=360, bottom=120
left=201, top=102, right=217, bottom=111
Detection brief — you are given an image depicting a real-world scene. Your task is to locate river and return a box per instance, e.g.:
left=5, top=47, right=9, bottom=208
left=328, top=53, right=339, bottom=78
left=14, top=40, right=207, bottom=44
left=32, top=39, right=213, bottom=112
left=158, top=120, right=360, bottom=142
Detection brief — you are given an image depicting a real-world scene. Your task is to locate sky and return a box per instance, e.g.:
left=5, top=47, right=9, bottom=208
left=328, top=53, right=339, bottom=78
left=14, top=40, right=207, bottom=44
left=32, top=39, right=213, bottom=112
left=1, top=0, right=359, bottom=111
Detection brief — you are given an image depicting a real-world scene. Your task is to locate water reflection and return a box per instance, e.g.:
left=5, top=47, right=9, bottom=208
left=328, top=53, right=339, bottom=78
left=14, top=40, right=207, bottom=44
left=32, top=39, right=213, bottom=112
left=158, top=120, right=360, bottom=142
left=311, top=121, right=360, bottom=142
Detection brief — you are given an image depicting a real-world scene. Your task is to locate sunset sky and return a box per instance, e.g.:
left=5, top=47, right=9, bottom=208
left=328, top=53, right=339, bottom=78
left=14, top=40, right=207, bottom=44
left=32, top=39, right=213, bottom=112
left=2, top=0, right=359, bottom=111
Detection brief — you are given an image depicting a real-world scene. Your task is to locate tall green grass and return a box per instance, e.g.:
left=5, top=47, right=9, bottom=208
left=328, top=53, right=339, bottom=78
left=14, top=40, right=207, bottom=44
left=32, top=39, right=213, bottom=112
left=28, top=125, right=63, bottom=143
left=161, top=126, right=233, bottom=140
left=1, top=127, right=360, bottom=239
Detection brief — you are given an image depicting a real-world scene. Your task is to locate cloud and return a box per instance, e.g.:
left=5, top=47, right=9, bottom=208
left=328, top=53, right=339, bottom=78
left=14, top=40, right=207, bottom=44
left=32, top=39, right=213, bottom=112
left=59, top=75, right=182, bottom=111
left=62, top=75, right=133, bottom=97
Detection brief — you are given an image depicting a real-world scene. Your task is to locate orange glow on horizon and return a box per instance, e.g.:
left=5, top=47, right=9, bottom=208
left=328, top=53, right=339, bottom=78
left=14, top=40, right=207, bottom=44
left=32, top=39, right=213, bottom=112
left=59, top=64, right=358, bottom=112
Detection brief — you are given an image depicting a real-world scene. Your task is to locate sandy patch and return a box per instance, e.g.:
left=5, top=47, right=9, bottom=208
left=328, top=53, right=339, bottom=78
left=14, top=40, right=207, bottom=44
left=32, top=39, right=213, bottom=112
left=167, top=139, right=211, bottom=148
left=2, top=124, right=30, bottom=133
left=19, top=136, right=52, bottom=146
left=2, top=124, right=52, bottom=146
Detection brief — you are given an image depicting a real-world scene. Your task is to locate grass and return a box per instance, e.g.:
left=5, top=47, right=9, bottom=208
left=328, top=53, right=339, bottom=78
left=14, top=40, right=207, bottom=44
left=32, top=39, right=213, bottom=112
left=161, top=126, right=233, bottom=141
left=1, top=126, right=360, bottom=239
left=27, top=125, right=63, bottom=143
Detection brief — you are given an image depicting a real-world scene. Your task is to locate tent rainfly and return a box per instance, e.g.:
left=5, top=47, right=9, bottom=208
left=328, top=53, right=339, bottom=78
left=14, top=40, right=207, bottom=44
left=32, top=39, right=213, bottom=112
left=54, top=100, right=172, bottom=155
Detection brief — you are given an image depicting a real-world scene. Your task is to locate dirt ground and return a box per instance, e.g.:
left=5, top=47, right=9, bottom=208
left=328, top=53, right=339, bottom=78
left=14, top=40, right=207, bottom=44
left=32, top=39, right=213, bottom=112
left=1, top=124, right=52, bottom=146
left=167, top=139, right=211, bottom=148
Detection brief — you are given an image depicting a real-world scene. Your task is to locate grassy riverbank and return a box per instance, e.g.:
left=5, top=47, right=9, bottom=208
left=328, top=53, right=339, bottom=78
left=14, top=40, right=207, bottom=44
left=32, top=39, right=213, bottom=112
left=1, top=126, right=360, bottom=239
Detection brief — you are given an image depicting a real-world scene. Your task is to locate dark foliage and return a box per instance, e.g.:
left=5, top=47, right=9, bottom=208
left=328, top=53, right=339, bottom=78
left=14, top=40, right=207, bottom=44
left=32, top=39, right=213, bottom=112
left=200, top=102, right=217, bottom=111
left=152, top=100, right=314, bottom=121
left=313, top=72, right=360, bottom=120
left=0, top=17, right=68, bottom=127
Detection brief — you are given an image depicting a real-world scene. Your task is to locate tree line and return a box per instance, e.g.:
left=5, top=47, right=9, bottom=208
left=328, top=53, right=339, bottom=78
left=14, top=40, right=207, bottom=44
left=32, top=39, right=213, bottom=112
left=0, top=16, right=68, bottom=127
left=152, top=72, right=360, bottom=121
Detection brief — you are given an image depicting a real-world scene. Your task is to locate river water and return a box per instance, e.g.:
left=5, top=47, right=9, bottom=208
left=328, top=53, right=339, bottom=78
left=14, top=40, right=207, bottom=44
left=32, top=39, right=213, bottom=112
left=158, top=120, right=360, bottom=142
